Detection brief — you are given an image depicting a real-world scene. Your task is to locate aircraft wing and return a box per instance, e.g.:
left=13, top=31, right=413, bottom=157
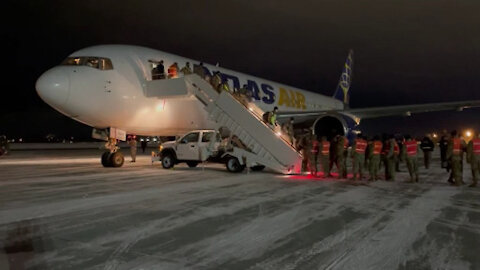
left=346, top=99, right=480, bottom=119
left=277, top=99, right=480, bottom=121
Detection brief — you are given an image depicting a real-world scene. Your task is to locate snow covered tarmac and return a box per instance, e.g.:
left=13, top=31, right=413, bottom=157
left=0, top=150, right=479, bottom=269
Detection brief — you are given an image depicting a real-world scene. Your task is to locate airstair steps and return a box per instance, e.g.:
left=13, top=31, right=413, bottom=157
left=184, top=74, right=302, bottom=174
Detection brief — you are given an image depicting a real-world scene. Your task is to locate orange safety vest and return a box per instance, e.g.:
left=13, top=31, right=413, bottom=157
left=321, top=141, right=330, bottom=155
left=354, top=139, right=367, bottom=154
left=373, top=141, right=382, bottom=155
left=167, top=64, right=178, bottom=78
left=452, top=138, right=462, bottom=155
left=405, top=140, right=417, bottom=156
left=311, top=140, right=319, bottom=153
left=472, top=138, right=480, bottom=154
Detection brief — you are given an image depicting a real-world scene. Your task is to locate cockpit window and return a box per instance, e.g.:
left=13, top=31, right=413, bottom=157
left=61, top=57, right=113, bottom=70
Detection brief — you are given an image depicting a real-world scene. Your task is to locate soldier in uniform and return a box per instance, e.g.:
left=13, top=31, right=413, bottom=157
left=128, top=135, right=137, bottom=162
left=180, top=62, right=192, bottom=75
left=334, top=135, right=348, bottom=179
left=466, top=132, right=480, bottom=187
left=402, top=135, right=419, bottom=183
left=319, top=136, right=331, bottom=178
left=351, top=134, right=367, bottom=180
left=298, top=130, right=312, bottom=174
left=282, top=117, right=295, bottom=146
left=368, top=136, right=383, bottom=181
left=211, top=71, right=222, bottom=91
left=309, top=131, right=319, bottom=176
left=384, top=135, right=399, bottom=181
left=447, top=130, right=466, bottom=186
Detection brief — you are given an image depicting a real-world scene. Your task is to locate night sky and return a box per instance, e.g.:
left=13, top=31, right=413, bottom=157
left=3, top=0, right=480, bottom=141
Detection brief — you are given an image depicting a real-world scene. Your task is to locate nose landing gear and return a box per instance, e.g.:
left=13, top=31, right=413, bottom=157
left=101, top=138, right=125, bottom=167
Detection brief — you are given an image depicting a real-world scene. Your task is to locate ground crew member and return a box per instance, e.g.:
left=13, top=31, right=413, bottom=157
left=402, top=135, right=419, bottom=183
left=180, top=62, right=192, bottom=75
left=369, top=136, right=383, bottom=181
left=167, top=62, right=179, bottom=79
left=334, top=135, right=348, bottom=179
left=128, top=135, right=137, bottom=162
left=466, top=133, right=480, bottom=187
left=318, top=136, right=330, bottom=177
left=384, top=135, right=399, bottom=181
left=420, top=135, right=435, bottom=169
left=310, top=132, right=319, bottom=176
left=282, top=117, right=295, bottom=146
left=351, top=134, right=367, bottom=180
left=447, top=130, right=466, bottom=186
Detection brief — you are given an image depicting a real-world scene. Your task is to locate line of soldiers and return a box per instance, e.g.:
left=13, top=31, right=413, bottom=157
left=295, top=129, right=480, bottom=187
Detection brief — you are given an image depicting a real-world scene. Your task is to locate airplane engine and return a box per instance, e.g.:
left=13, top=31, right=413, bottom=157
left=312, top=113, right=357, bottom=140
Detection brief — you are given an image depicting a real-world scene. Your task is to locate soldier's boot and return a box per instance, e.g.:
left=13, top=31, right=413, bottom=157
left=468, top=182, right=477, bottom=187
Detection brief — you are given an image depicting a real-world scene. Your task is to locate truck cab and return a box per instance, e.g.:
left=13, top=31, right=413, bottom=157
left=158, top=130, right=222, bottom=169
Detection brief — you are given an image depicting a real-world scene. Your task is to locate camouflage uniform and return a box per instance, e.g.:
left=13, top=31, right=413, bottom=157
left=319, top=138, right=331, bottom=177
left=402, top=139, right=419, bottom=182
left=334, top=136, right=347, bottom=179
left=368, top=140, right=383, bottom=181
left=466, top=137, right=480, bottom=187
left=447, top=136, right=466, bottom=186
left=351, top=138, right=367, bottom=180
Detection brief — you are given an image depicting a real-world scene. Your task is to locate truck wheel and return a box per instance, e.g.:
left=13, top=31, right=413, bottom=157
left=101, top=152, right=111, bottom=167
left=110, top=152, right=124, bottom=167
left=250, top=165, right=265, bottom=171
left=161, top=153, right=175, bottom=169
left=226, top=156, right=244, bottom=173
left=187, top=161, right=199, bottom=168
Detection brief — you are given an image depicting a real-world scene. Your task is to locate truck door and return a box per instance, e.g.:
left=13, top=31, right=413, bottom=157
left=176, top=132, right=200, bottom=160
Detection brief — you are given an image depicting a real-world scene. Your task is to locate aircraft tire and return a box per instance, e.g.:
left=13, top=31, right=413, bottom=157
left=110, top=152, right=124, bottom=167
left=101, top=152, right=112, bottom=167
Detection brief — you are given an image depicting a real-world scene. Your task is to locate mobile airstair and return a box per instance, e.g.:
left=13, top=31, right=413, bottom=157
left=182, top=74, right=302, bottom=174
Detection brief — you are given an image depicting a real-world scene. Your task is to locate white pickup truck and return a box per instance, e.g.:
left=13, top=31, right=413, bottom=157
left=153, top=129, right=265, bottom=172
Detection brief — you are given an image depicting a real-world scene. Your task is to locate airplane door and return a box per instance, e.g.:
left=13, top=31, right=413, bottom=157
left=176, top=132, right=200, bottom=160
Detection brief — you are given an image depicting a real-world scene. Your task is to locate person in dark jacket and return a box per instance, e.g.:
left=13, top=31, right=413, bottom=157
left=420, top=135, right=435, bottom=169
left=439, top=135, right=449, bottom=171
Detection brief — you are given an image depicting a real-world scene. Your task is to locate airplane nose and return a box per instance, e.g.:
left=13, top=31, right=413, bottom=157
left=36, top=67, right=70, bottom=108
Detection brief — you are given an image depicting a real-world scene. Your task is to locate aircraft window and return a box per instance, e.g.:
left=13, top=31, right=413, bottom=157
left=180, top=132, right=199, bottom=143
left=201, top=132, right=220, bottom=142
left=61, top=57, right=114, bottom=70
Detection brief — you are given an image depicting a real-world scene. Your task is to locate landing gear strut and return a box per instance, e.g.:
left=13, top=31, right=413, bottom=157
left=101, top=138, right=125, bottom=167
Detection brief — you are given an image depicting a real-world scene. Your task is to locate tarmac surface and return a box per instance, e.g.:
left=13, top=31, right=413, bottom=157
left=0, top=149, right=479, bottom=270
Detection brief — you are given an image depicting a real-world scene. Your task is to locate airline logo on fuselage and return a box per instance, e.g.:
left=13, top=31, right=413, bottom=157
left=204, top=66, right=306, bottom=110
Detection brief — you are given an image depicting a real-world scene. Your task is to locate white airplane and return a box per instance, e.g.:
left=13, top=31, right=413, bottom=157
left=36, top=45, right=480, bottom=166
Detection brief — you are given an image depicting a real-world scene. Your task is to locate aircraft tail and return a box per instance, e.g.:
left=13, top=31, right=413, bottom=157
left=333, top=49, right=354, bottom=107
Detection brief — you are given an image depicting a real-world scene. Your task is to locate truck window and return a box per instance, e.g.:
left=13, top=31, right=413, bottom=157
left=180, top=132, right=199, bottom=143
left=201, top=132, right=220, bottom=142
